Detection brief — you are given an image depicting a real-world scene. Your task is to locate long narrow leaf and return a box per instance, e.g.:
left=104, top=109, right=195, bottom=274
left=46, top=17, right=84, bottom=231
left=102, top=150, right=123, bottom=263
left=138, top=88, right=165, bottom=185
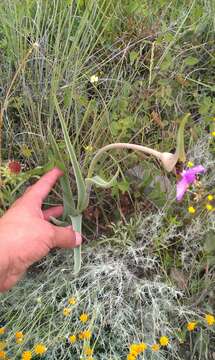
left=48, top=129, right=77, bottom=217
left=85, top=167, right=119, bottom=189
left=61, top=176, right=78, bottom=218
left=176, top=113, right=190, bottom=162
left=54, top=96, right=88, bottom=212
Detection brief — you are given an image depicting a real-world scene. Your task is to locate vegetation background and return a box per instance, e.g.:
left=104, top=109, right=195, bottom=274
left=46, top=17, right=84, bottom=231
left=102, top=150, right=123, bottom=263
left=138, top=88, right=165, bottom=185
left=0, top=0, right=215, bottom=359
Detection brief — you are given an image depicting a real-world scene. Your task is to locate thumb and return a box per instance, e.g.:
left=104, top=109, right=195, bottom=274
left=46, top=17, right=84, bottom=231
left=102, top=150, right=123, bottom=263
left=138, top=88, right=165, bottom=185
left=51, top=225, right=82, bottom=249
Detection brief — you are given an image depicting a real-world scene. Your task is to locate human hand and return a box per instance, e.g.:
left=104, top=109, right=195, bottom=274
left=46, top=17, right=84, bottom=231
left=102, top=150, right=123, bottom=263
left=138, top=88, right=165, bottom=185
left=0, top=167, right=82, bottom=292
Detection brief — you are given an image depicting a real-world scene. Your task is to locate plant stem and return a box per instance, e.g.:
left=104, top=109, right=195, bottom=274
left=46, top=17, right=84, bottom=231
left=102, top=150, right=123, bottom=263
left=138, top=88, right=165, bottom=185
left=70, top=214, right=82, bottom=274
left=87, top=143, right=163, bottom=178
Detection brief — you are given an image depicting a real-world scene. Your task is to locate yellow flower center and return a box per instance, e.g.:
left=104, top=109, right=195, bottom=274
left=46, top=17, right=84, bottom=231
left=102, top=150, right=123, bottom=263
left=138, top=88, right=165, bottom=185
left=34, top=343, right=47, bottom=355
left=137, top=343, right=147, bottom=352
left=159, top=336, right=169, bottom=346
left=187, top=322, right=197, bottom=331
left=85, top=330, right=92, bottom=339
left=68, top=297, right=77, bottom=305
left=151, top=343, right=160, bottom=352
left=69, top=335, right=77, bottom=344
left=63, top=308, right=71, bottom=316
left=79, top=313, right=89, bottom=323
left=83, top=346, right=93, bottom=356
left=15, top=332, right=24, bottom=339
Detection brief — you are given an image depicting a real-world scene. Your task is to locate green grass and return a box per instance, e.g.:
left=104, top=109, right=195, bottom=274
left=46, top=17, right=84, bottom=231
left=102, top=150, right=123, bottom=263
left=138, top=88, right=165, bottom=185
left=0, top=0, right=215, bottom=359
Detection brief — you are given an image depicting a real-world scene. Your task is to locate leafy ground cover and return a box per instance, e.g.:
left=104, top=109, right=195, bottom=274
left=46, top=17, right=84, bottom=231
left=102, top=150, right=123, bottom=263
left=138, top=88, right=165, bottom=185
left=0, top=0, right=215, bottom=359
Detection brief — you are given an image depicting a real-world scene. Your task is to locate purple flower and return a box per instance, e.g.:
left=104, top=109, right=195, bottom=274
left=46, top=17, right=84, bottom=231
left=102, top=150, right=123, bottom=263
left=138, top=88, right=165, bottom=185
left=176, top=165, right=206, bottom=201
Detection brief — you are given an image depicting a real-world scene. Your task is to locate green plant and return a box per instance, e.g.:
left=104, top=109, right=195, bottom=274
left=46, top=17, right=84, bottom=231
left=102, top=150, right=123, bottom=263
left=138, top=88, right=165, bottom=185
left=0, top=1, right=215, bottom=359
left=49, top=98, right=188, bottom=273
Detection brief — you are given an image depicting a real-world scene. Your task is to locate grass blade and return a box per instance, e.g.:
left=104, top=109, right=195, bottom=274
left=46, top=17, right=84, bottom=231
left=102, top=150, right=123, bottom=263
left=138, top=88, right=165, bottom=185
left=176, top=113, right=190, bottom=162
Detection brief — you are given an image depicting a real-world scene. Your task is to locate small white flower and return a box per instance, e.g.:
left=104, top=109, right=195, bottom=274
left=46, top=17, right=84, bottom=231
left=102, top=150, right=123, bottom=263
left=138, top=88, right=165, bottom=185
left=90, top=75, right=99, bottom=83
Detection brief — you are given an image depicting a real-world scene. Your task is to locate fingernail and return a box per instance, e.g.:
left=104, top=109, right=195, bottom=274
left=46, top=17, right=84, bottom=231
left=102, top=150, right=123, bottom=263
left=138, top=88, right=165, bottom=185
left=75, top=232, right=82, bottom=246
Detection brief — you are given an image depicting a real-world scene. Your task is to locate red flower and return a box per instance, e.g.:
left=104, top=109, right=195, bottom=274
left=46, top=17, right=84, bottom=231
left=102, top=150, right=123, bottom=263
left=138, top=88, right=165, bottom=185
left=8, top=160, right=22, bottom=174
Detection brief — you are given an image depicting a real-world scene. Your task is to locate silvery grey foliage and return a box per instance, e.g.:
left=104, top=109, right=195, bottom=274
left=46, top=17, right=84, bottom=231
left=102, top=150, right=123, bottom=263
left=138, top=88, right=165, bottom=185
left=0, top=215, right=210, bottom=360
left=1, top=136, right=214, bottom=359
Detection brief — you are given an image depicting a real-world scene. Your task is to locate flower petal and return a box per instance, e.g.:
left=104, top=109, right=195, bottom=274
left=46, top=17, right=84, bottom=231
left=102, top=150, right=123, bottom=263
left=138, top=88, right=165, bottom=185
left=186, top=165, right=206, bottom=177
left=184, top=165, right=206, bottom=184
left=176, top=178, right=189, bottom=201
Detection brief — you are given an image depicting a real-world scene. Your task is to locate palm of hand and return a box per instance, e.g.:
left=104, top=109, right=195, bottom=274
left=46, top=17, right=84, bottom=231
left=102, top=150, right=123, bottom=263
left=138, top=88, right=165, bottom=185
left=0, top=168, right=80, bottom=292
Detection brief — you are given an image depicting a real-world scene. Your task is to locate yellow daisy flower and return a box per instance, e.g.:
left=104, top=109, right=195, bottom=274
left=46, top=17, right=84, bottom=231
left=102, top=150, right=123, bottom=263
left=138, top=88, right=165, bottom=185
left=188, top=206, right=196, bottom=214
left=15, top=332, right=24, bottom=344
left=83, top=346, right=93, bottom=356
left=129, top=344, right=139, bottom=355
left=207, top=194, right=214, bottom=201
left=206, top=203, right=213, bottom=211
left=211, top=131, right=215, bottom=137
left=159, top=336, right=169, bottom=346
left=137, top=343, right=147, bottom=352
left=79, top=330, right=92, bottom=340
left=151, top=343, right=160, bottom=352
left=15, top=332, right=23, bottom=339
left=79, top=313, right=89, bottom=323
left=69, top=335, right=77, bottom=344
left=187, top=321, right=197, bottom=331
left=79, top=332, right=84, bottom=341
left=22, top=351, right=32, bottom=360
left=205, top=314, right=215, bottom=326
left=0, top=351, right=6, bottom=359
left=34, top=343, right=47, bottom=355
left=68, top=297, right=77, bottom=305
left=0, top=329, right=5, bottom=335
left=63, top=308, right=71, bottom=316
left=187, top=161, right=194, bottom=168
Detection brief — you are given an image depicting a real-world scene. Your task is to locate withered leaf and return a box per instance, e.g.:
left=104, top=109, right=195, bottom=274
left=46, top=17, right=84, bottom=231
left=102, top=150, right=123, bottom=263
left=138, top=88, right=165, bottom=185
left=170, top=268, right=187, bottom=290
left=151, top=110, right=164, bottom=129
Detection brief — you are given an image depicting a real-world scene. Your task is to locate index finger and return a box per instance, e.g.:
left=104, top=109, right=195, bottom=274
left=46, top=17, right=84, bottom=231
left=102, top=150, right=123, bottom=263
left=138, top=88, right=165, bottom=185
left=25, top=167, right=64, bottom=206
